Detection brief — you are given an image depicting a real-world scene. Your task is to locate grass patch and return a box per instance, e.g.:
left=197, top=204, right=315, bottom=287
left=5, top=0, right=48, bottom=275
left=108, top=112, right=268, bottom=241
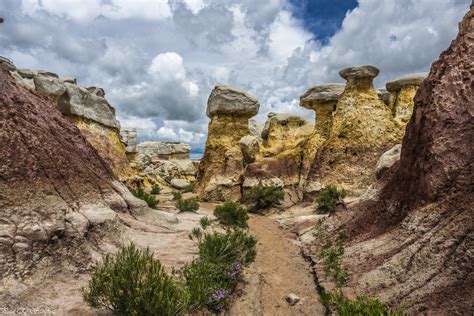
left=214, top=201, right=249, bottom=228
left=82, top=243, right=189, bottom=316
left=130, top=187, right=158, bottom=209
left=315, top=185, right=347, bottom=214
left=172, top=191, right=182, bottom=200
left=176, top=198, right=200, bottom=213
left=150, top=184, right=161, bottom=195
left=243, top=185, right=284, bottom=213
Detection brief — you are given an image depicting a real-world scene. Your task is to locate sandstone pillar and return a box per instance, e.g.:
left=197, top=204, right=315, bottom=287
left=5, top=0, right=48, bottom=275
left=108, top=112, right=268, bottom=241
left=195, top=85, right=259, bottom=201
left=386, top=73, right=427, bottom=122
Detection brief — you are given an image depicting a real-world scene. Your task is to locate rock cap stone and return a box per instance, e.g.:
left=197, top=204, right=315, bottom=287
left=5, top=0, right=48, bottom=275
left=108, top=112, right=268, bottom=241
left=386, top=72, right=428, bottom=92
left=300, top=83, right=346, bottom=109
left=137, top=141, right=190, bottom=156
left=261, top=113, right=309, bottom=140
left=207, top=85, right=259, bottom=118
left=339, top=65, right=379, bottom=80
left=0, top=56, right=16, bottom=71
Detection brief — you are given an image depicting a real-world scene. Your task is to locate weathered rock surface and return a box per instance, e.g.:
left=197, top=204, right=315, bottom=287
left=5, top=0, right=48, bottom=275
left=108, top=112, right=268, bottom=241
left=306, top=8, right=474, bottom=315
left=374, top=144, right=401, bottom=179
left=300, top=84, right=344, bottom=138
left=243, top=113, right=323, bottom=205
left=131, top=141, right=197, bottom=185
left=196, top=85, right=260, bottom=201
left=136, top=141, right=190, bottom=160
left=386, top=73, right=428, bottom=122
left=120, top=128, right=138, bottom=153
left=0, top=67, right=152, bottom=277
left=206, top=85, right=259, bottom=117
left=305, top=65, right=404, bottom=196
left=3, top=58, right=132, bottom=180
left=170, top=178, right=190, bottom=189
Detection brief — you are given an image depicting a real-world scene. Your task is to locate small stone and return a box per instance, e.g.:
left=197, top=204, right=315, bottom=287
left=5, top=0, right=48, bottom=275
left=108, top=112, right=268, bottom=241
left=284, top=293, right=300, bottom=306
left=80, top=206, right=116, bottom=226
left=170, top=178, right=190, bottom=189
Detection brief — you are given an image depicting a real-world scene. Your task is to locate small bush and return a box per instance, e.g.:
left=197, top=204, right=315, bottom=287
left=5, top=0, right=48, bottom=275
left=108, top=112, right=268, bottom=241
left=197, top=228, right=257, bottom=266
left=314, top=223, right=348, bottom=287
left=315, top=185, right=347, bottom=214
left=320, top=291, right=404, bottom=316
left=181, top=259, right=239, bottom=312
left=182, top=181, right=195, bottom=193
left=244, top=185, right=284, bottom=212
left=176, top=198, right=200, bottom=213
left=214, top=202, right=249, bottom=228
left=150, top=184, right=161, bottom=195
left=172, top=191, right=182, bottom=200
left=199, top=216, right=211, bottom=230
left=130, top=187, right=158, bottom=209
left=82, top=243, right=189, bottom=316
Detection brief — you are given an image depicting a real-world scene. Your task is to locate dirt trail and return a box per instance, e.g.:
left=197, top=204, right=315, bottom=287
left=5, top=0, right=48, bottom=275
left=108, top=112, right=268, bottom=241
left=228, top=215, right=325, bottom=316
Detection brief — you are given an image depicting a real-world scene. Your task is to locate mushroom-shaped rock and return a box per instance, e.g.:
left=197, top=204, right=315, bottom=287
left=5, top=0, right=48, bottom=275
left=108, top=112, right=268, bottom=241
left=300, top=84, right=345, bottom=137
left=386, top=73, right=428, bottom=92
left=207, top=85, right=259, bottom=118
left=300, top=84, right=345, bottom=109
left=196, top=85, right=260, bottom=201
left=339, top=65, right=379, bottom=80
left=386, top=73, right=428, bottom=122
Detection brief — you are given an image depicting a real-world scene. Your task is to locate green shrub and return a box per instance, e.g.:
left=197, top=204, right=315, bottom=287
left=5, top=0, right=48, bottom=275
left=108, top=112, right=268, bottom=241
left=150, top=184, right=161, bottom=195
left=82, top=243, right=189, bottom=316
left=182, top=181, right=195, bottom=193
left=130, top=187, right=158, bottom=209
left=315, top=185, right=347, bottom=214
left=197, top=228, right=257, bottom=266
left=314, top=223, right=348, bottom=287
left=199, top=216, right=211, bottom=230
left=181, top=259, right=239, bottom=312
left=214, top=202, right=249, bottom=228
left=176, top=198, right=200, bottom=213
left=172, top=191, right=182, bottom=200
left=320, top=291, right=404, bottom=316
left=244, top=185, right=284, bottom=212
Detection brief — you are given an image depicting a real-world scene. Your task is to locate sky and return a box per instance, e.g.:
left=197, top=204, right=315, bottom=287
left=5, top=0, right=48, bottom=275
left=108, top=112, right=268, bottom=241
left=0, top=0, right=470, bottom=157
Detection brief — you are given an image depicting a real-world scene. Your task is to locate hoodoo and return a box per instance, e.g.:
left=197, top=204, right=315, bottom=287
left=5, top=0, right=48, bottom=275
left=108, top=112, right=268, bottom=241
left=195, top=85, right=260, bottom=201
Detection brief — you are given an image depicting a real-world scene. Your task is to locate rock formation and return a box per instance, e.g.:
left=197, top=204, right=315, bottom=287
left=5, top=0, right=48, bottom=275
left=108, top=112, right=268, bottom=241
left=131, top=141, right=197, bottom=186
left=120, top=128, right=138, bottom=154
left=305, top=65, right=404, bottom=196
left=305, top=7, right=473, bottom=314
left=300, top=83, right=345, bottom=138
left=0, top=66, right=153, bottom=278
left=196, top=85, right=259, bottom=201
left=3, top=58, right=132, bottom=180
left=386, top=72, right=428, bottom=122
left=242, top=112, right=323, bottom=205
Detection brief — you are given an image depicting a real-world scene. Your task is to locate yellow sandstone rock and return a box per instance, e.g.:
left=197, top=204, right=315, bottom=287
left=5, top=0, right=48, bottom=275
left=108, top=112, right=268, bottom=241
left=305, top=65, right=404, bottom=196
left=195, top=85, right=260, bottom=201
left=386, top=73, right=428, bottom=123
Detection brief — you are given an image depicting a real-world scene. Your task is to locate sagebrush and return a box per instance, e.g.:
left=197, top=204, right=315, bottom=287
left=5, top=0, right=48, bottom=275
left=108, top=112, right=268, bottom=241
left=130, top=187, right=158, bottom=209
left=315, top=185, right=346, bottom=214
left=214, top=201, right=249, bottom=228
left=176, top=198, right=200, bottom=213
left=244, top=185, right=284, bottom=213
left=82, top=243, right=189, bottom=316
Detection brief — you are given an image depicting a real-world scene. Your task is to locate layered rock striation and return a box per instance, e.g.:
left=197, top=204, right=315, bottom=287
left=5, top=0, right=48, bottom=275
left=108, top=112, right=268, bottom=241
left=0, top=67, right=151, bottom=277
left=195, top=85, right=259, bottom=201
left=3, top=59, right=132, bottom=180
left=321, top=7, right=473, bottom=314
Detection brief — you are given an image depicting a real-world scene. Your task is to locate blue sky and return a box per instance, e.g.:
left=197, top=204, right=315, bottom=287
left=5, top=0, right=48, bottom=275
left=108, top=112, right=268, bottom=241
left=290, top=0, right=358, bottom=43
left=0, top=0, right=471, bottom=157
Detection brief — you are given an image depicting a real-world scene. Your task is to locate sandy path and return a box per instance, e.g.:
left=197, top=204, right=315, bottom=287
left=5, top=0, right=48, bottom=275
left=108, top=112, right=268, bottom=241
left=228, top=215, right=325, bottom=316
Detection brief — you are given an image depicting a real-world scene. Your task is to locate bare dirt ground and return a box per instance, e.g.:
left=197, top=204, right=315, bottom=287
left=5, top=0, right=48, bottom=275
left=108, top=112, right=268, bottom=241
left=228, top=213, right=325, bottom=316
